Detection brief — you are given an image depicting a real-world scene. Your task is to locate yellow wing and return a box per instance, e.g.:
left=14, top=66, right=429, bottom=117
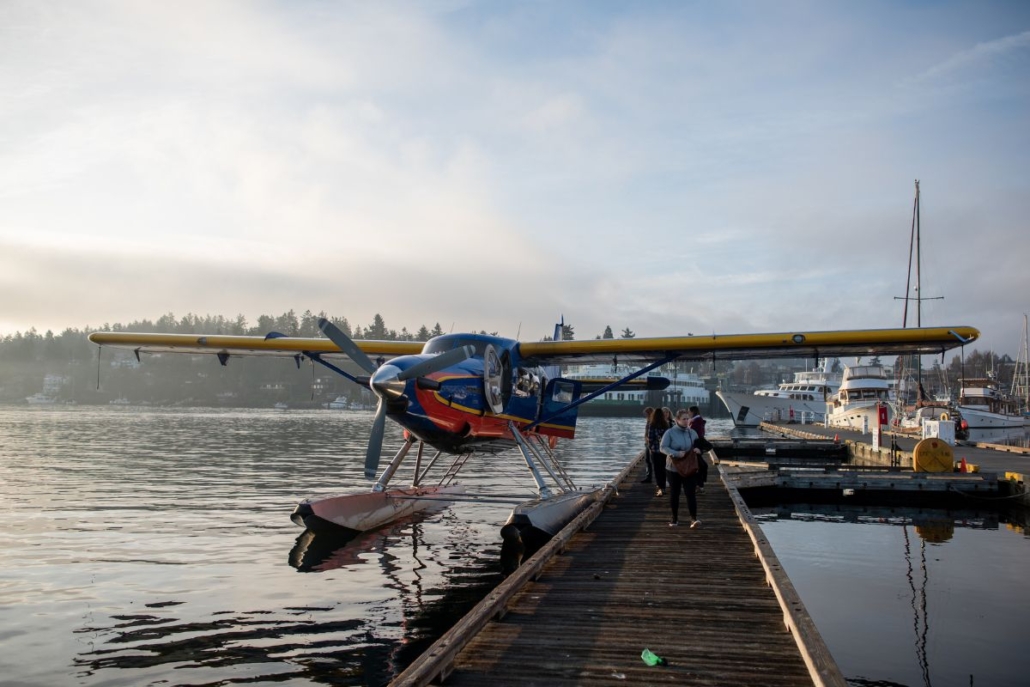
left=87, top=332, right=423, bottom=360
left=517, top=325, right=979, bottom=365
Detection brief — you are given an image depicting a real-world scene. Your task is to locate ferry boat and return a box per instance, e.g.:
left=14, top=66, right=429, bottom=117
left=563, top=364, right=709, bottom=416
left=716, top=363, right=841, bottom=427
left=825, top=364, right=894, bottom=431
left=956, top=378, right=1025, bottom=429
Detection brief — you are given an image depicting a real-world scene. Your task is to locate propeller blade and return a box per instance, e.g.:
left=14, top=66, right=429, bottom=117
left=365, top=401, right=387, bottom=480
left=397, top=345, right=473, bottom=381
left=318, top=317, right=377, bottom=374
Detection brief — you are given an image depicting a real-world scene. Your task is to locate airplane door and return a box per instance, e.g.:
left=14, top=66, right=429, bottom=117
left=483, top=344, right=506, bottom=414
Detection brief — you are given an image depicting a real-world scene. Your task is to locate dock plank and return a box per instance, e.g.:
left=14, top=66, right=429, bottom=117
left=394, top=468, right=839, bottom=686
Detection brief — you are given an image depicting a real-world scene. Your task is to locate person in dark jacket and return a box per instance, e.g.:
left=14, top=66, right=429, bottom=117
left=640, top=407, right=654, bottom=483
left=647, top=407, right=670, bottom=496
left=687, top=406, right=709, bottom=493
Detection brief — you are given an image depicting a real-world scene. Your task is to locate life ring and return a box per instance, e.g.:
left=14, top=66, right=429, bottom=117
left=939, top=412, right=949, bottom=422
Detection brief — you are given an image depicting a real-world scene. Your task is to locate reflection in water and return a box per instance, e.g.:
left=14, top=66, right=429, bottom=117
left=73, top=519, right=501, bottom=686
left=902, top=524, right=932, bottom=687
left=759, top=506, right=1030, bottom=687
left=965, top=425, right=1030, bottom=447
left=290, top=527, right=366, bottom=572
left=499, top=523, right=526, bottom=578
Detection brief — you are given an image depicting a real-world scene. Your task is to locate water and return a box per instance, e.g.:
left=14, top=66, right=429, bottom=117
left=0, top=406, right=643, bottom=686
left=759, top=514, right=1029, bottom=687
left=2, top=407, right=1026, bottom=686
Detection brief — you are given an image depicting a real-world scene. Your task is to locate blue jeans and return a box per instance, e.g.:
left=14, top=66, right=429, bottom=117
left=667, top=472, right=698, bottom=523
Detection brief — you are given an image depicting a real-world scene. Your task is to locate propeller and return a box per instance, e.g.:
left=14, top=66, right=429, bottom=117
left=397, top=345, right=474, bottom=381
left=317, top=317, right=376, bottom=374
left=363, top=345, right=475, bottom=480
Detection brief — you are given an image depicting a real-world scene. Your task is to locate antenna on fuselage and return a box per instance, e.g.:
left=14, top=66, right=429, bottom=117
left=516, top=322, right=522, bottom=339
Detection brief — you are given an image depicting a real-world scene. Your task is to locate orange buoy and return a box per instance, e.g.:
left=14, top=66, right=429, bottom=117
left=833, top=433, right=840, bottom=444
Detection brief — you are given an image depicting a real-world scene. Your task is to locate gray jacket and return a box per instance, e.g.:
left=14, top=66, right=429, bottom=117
left=659, top=424, right=698, bottom=470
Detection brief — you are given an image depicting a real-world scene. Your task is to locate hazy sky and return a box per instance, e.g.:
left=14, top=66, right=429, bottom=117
left=2, top=1, right=1028, bottom=355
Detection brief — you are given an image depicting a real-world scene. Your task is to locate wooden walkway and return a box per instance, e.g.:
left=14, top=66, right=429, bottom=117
left=393, top=460, right=842, bottom=686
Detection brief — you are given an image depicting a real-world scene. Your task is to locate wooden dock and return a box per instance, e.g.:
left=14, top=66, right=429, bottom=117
left=392, top=459, right=843, bottom=686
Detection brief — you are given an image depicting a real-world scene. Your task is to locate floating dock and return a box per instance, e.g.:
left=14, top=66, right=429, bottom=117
left=391, top=459, right=844, bottom=686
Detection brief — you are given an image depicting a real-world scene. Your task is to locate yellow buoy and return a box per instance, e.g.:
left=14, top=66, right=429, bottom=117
left=913, top=437, right=954, bottom=473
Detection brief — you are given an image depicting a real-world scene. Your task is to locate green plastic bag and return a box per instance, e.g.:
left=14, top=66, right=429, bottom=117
left=641, top=648, right=666, bottom=666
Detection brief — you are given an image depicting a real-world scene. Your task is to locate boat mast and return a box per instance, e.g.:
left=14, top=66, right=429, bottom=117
left=1012, top=313, right=1030, bottom=412
left=896, top=180, right=945, bottom=403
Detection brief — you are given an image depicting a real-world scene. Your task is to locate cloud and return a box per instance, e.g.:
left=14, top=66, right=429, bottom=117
left=914, top=30, right=1030, bottom=84
left=1, top=1, right=1028, bottom=360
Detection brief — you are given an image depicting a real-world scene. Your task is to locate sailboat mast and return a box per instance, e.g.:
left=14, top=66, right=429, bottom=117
left=915, top=179, right=922, bottom=328
left=903, top=181, right=917, bottom=328
left=1013, top=313, right=1030, bottom=411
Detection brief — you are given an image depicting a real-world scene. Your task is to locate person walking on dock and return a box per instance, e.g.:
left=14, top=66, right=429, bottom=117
left=647, top=407, right=671, bottom=496
left=640, top=407, right=654, bottom=483
left=686, top=405, right=709, bottom=493
left=660, top=409, right=702, bottom=528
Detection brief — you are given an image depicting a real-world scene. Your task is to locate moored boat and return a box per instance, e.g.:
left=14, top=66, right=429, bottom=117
left=717, top=363, right=841, bottom=427
left=956, top=378, right=1024, bottom=429
left=24, top=393, right=57, bottom=405
left=327, top=395, right=349, bottom=410
left=826, top=364, right=894, bottom=431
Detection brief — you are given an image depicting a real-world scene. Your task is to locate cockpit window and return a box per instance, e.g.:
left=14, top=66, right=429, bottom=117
left=423, top=336, right=490, bottom=357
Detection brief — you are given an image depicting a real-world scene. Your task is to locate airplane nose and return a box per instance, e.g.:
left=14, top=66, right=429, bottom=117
left=370, top=364, right=406, bottom=399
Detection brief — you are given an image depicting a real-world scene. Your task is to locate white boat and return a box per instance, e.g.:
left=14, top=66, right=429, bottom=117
left=273, top=402, right=289, bottom=410
left=563, top=364, right=709, bottom=416
left=25, top=393, right=57, bottom=405
left=825, top=364, right=894, bottom=431
left=956, top=378, right=1024, bottom=429
left=716, top=362, right=841, bottom=427
left=327, top=395, right=349, bottom=410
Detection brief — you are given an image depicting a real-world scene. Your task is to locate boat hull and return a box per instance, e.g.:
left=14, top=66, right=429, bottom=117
left=826, top=401, right=893, bottom=432
left=291, top=484, right=466, bottom=532
left=716, top=390, right=827, bottom=427
left=956, top=406, right=1026, bottom=430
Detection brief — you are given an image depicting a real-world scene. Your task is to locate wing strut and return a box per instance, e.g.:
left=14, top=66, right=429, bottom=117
left=509, top=422, right=577, bottom=498
left=525, top=354, right=677, bottom=431
left=372, top=434, right=417, bottom=493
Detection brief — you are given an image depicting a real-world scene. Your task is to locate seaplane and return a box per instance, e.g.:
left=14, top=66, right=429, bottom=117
left=88, top=320, right=978, bottom=545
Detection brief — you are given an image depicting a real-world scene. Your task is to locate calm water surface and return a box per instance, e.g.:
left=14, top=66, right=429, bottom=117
left=2, top=407, right=1027, bottom=686
left=0, top=406, right=645, bottom=686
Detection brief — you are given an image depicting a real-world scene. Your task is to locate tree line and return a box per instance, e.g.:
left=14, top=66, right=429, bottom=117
left=0, top=311, right=646, bottom=405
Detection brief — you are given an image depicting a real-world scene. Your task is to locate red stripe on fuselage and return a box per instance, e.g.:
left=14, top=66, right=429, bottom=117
left=414, top=375, right=575, bottom=440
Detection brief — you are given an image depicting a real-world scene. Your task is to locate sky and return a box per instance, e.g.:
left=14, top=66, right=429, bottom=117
left=2, top=0, right=1028, bottom=356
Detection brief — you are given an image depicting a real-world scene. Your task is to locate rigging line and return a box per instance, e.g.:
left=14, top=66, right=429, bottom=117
left=96, top=345, right=102, bottom=390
